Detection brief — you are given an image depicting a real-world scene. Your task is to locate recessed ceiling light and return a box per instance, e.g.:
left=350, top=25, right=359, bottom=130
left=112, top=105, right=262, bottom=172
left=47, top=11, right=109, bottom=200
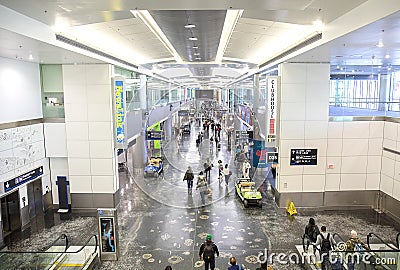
left=184, top=24, right=196, bottom=29
left=376, top=40, right=384, bottom=48
left=194, top=53, right=200, bottom=56
left=189, top=37, right=198, bottom=41
left=195, top=57, right=201, bottom=60
left=385, top=53, right=390, bottom=59
left=193, top=46, right=199, bottom=49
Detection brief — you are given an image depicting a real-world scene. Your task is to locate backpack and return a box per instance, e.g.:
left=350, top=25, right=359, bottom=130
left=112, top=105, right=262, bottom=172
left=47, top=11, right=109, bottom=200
left=320, top=233, right=332, bottom=253
left=307, top=225, right=318, bottom=241
left=203, top=242, right=214, bottom=261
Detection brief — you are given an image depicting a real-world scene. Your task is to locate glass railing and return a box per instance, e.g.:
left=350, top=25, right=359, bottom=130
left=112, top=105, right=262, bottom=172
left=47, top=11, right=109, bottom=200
left=329, top=100, right=400, bottom=117
left=0, top=234, right=98, bottom=270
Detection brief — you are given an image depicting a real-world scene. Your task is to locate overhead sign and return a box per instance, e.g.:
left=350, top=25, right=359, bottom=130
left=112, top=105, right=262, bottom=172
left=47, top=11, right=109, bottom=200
left=113, top=77, right=126, bottom=149
left=178, top=110, right=189, bottom=116
left=4, top=166, right=43, bottom=192
left=267, top=77, right=279, bottom=142
left=267, top=152, right=279, bottom=164
left=146, top=130, right=162, bottom=140
left=290, top=149, right=318, bottom=165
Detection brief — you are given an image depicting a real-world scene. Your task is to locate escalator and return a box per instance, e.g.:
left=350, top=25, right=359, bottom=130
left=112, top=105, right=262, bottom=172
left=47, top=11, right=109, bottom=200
left=0, top=234, right=99, bottom=270
left=298, top=232, right=400, bottom=270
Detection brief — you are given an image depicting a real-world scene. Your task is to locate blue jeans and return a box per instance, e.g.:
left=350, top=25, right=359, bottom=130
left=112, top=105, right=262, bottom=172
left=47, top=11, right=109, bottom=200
left=187, top=180, right=193, bottom=190
left=200, top=191, right=206, bottom=204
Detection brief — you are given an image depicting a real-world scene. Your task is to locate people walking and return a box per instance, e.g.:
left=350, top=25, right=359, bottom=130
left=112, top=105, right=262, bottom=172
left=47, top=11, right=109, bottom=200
left=304, top=218, right=319, bottom=254
left=199, top=234, right=219, bottom=270
left=242, top=160, right=251, bottom=179
left=314, top=226, right=336, bottom=270
left=227, top=257, right=242, bottom=270
left=196, top=172, right=208, bottom=205
left=345, top=230, right=369, bottom=270
left=223, top=164, right=231, bottom=186
left=183, top=166, right=195, bottom=193
left=203, top=158, right=212, bottom=183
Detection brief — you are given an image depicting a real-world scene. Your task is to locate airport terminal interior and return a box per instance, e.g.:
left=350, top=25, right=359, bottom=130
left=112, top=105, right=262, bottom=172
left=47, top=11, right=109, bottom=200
left=1, top=1, right=400, bottom=269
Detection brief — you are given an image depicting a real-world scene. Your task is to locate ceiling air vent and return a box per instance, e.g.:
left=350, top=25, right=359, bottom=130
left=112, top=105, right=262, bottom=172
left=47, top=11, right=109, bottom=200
left=259, top=32, right=322, bottom=69
left=56, top=34, right=138, bottom=69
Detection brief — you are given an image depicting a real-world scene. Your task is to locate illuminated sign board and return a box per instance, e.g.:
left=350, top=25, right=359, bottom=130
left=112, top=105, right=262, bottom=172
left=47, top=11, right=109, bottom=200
left=290, top=149, right=318, bottom=165
left=113, top=77, right=126, bottom=149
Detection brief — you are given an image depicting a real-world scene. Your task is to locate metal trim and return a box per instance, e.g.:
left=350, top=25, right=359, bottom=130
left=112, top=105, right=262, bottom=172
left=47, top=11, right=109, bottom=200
left=0, top=118, right=65, bottom=131
left=383, top=147, right=400, bottom=156
left=329, top=116, right=400, bottom=123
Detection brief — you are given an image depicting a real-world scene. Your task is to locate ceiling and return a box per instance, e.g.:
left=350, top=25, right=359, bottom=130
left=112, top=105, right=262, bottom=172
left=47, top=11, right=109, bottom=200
left=0, top=0, right=399, bottom=88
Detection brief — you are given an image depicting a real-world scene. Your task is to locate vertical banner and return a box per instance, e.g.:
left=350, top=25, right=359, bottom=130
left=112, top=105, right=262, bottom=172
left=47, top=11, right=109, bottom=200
left=267, top=77, right=279, bottom=142
left=113, top=77, right=126, bottom=149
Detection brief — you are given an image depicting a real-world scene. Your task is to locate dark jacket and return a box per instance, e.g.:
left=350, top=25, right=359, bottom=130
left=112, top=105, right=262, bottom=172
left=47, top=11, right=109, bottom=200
left=183, top=170, right=194, bottom=181
left=305, top=223, right=320, bottom=242
left=199, top=241, right=219, bottom=260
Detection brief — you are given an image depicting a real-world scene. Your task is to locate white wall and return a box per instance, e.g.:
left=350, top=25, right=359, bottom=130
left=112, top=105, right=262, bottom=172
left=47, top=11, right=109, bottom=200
left=0, top=57, right=42, bottom=124
left=44, top=123, right=67, bottom=157
left=278, top=63, right=330, bottom=193
left=63, top=64, right=118, bottom=195
left=380, top=121, right=400, bottom=200
left=49, top=157, right=69, bottom=204
left=277, top=62, right=386, bottom=197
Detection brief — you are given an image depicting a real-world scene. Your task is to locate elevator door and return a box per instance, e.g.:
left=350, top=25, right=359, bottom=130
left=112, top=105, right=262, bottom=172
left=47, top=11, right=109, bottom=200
left=28, top=179, right=43, bottom=219
left=1, top=191, right=21, bottom=236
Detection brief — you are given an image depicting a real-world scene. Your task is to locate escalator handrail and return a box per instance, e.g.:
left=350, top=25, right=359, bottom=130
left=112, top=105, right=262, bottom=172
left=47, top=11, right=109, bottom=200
left=40, top=233, right=69, bottom=252
left=0, top=234, right=98, bottom=255
left=332, top=233, right=345, bottom=243
left=396, top=232, right=400, bottom=248
left=367, top=232, right=400, bottom=251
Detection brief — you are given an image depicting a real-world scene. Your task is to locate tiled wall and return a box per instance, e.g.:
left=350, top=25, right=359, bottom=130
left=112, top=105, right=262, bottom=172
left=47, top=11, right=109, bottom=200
left=63, top=64, right=118, bottom=196
left=278, top=63, right=330, bottom=193
left=277, top=63, right=400, bottom=210
left=380, top=121, right=400, bottom=200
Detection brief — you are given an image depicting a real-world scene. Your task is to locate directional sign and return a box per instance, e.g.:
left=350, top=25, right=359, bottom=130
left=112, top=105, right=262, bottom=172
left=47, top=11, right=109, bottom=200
left=4, top=166, right=44, bottom=192
left=146, top=130, right=162, bottom=140
left=178, top=110, right=189, bottom=116
left=267, top=152, right=279, bottom=164
left=290, top=149, right=317, bottom=165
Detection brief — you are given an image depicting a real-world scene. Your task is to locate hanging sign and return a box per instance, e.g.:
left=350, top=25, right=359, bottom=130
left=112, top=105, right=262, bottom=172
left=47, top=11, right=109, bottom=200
left=267, top=77, right=278, bottom=142
left=4, top=166, right=43, bottom=192
left=113, top=77, right=126, bottom=149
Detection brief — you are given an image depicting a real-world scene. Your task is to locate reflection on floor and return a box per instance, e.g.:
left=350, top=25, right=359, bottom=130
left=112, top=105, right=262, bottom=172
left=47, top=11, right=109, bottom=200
left=3, top=123, right=400, bottom=270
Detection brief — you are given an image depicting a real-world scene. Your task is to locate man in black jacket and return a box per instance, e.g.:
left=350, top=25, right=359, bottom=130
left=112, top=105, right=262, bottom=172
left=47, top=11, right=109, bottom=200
left=183, top=166, right=194, bottom=193
left=199, top=234, right=219, bottom=270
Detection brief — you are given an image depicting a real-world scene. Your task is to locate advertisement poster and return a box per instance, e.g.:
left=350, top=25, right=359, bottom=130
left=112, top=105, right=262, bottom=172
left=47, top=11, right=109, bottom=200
left=100, top=217, right=116, bottom=253
left=267, top=77, right=278, bottom=142
left=114, top=77, right=126, bottom=149
left=253, top=140, right=267, bottom=168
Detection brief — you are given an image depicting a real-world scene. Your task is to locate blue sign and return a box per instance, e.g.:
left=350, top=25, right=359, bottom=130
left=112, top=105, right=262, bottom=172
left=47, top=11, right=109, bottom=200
left=4, top=166, right=43, bottom=192
left=114, top=78, right=126, bottom=148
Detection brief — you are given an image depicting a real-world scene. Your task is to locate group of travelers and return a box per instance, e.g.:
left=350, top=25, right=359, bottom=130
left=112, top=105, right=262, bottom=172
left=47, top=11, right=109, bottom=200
left=304, top=217, right=371, bottom=270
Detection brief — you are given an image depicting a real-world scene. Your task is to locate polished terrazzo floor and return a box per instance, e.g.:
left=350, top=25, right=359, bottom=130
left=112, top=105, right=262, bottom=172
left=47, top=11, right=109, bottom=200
left=3, top=124, right=400, bottom=270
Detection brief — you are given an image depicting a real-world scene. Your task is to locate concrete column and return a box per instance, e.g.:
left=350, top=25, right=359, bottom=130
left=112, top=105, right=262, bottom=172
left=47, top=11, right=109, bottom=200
left=165, top=116, right=172, bottom=141
left=130, top=134, right=147, bottom=170
left=378, top=74, right=389, bottom=111
left=63, top=63, right=119, bottom=211
left=277, top=62, right=330, bottom=208
left=140, top=74, right=147, bottom=110
left=253, top=73, right=260, bottom=110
